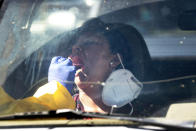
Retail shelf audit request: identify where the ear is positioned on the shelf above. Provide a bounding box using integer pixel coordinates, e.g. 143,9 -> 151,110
110,54 -> 121,69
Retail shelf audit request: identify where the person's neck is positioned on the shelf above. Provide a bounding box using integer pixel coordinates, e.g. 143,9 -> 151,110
78,85 -> 110,113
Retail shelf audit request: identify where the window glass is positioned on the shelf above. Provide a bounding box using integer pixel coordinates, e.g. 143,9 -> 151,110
0,0 -> 196,121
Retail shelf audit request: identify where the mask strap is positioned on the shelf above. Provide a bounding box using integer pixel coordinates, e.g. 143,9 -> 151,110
129,102 -> 134,116
109,53 -> 134,116
117,53 -> 125,69
109,105 -> 117,115
109,53 -> 122,115
109,103 -> 134,116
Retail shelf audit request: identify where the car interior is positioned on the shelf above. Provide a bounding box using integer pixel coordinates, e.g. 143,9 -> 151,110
2,0 -> 196,118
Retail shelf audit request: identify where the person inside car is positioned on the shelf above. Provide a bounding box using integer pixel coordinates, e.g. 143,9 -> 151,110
47,18 -> 151,114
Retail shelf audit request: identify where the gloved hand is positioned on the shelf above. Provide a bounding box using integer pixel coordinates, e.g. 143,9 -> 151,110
48,56 -> 77,95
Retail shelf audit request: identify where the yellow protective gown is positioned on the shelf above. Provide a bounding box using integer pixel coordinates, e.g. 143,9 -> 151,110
0,81 -> 76,116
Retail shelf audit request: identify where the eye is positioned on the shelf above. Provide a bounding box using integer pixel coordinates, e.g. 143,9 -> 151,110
76,47 -> 82,53
72,46 -> 82,55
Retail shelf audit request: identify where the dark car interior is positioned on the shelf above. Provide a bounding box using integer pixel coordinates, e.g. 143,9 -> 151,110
3,0 -> 196,117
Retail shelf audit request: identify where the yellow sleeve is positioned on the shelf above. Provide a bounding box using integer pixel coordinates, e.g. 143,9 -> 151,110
0,81 -> 76,116
33,80 -> 76,110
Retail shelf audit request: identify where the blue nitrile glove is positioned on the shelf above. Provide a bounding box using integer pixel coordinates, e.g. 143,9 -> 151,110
48,56 -> 76,95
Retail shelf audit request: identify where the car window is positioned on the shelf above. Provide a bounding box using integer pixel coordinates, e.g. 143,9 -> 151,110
0,0 -> 196,122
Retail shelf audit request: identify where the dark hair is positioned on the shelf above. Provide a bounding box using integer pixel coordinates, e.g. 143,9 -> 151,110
76,18 -> 151,81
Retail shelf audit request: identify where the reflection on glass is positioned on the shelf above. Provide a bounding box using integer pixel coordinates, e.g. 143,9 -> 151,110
30,22 -> 46,33
47,11 -> 76,29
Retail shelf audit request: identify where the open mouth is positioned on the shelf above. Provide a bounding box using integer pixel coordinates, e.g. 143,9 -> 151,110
69,55 -> 84,68
69,55 -> 88,79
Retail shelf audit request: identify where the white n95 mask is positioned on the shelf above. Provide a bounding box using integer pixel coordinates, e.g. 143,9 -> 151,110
102,69 -> 143,108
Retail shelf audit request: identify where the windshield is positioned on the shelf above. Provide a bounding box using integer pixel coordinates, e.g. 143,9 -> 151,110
1,0 -> 196,125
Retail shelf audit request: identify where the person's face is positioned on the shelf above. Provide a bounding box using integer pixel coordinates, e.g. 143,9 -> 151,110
71,33 -> 115,89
